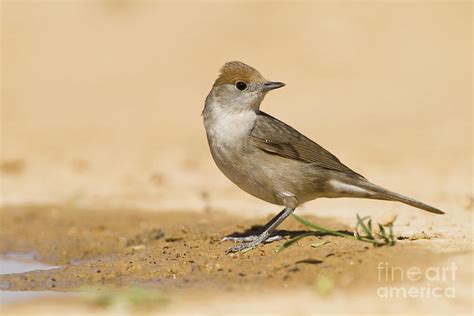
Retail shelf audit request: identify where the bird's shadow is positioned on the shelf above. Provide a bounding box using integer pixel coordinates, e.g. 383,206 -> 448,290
225,224 -> 353,239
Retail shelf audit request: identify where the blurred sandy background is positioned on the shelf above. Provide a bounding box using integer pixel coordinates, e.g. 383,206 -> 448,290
1,1 -> 472,220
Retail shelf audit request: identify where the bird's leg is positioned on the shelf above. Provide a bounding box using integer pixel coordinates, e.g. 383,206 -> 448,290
224,207 -> 295,253
222,208 -> 288,243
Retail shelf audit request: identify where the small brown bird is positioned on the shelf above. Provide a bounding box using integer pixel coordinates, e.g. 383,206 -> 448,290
202,61 -> 444,253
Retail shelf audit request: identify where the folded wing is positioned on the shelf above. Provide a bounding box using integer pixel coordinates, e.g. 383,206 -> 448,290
250,112 -> 365,179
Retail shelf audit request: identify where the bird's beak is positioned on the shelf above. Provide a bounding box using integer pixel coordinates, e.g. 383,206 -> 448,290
261,81 -> 286,92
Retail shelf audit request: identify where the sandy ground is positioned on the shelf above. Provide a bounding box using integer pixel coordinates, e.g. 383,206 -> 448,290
1,1 -> 473,315
0,205 -> 472,315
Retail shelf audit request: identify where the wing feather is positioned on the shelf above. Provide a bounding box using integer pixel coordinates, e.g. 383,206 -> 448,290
250,112 -> 365,179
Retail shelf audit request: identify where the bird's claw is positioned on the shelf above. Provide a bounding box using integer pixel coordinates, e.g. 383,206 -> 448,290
225,243 -> 257,254
222,235 -> 284,243
223,234 -> 285,254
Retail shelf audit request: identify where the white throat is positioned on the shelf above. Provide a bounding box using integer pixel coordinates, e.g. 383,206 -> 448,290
203,97 -> 257,147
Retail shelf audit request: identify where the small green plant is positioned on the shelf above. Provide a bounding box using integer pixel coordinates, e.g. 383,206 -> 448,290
84,286 -> 169,310
354,214 -> 396,247
314,274 -> 334,296
276,213 -> 396,252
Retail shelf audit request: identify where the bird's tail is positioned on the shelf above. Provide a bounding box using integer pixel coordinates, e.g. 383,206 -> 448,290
350,180 -> 445,215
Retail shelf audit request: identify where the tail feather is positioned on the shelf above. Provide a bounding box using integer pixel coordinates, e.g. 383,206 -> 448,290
355,181 -> 445,215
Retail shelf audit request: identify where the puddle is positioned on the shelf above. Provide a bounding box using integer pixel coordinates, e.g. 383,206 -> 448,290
1,290 -> 73,304
0,252 -> 66,304
0,253 -> 61,275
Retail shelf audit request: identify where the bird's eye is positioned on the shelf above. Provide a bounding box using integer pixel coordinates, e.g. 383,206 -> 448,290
235,81 -> 247,91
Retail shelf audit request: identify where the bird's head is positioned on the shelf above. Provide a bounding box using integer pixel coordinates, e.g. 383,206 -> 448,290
205,61 -> 285,113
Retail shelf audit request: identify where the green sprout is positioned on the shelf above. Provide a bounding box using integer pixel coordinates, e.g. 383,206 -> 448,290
276,213 -> 396,252
83,286 -> 169,310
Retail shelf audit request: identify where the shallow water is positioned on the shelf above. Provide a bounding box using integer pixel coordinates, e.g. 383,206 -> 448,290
0,252 -> 60,275
1,290 -> 73,304
0,253 -> 65,304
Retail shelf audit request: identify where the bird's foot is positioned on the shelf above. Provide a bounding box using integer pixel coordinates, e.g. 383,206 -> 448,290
222,235 -> 283,243
223,234 -> 283,254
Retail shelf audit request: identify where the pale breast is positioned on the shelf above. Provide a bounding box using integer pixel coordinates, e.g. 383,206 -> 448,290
204,110 -> 256,147
205,109 -> 256,181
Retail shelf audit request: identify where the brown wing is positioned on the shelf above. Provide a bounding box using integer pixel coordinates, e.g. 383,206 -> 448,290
250,112 -> 365,179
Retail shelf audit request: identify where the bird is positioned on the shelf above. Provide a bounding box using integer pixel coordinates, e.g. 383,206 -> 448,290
202,61 -> 444,253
